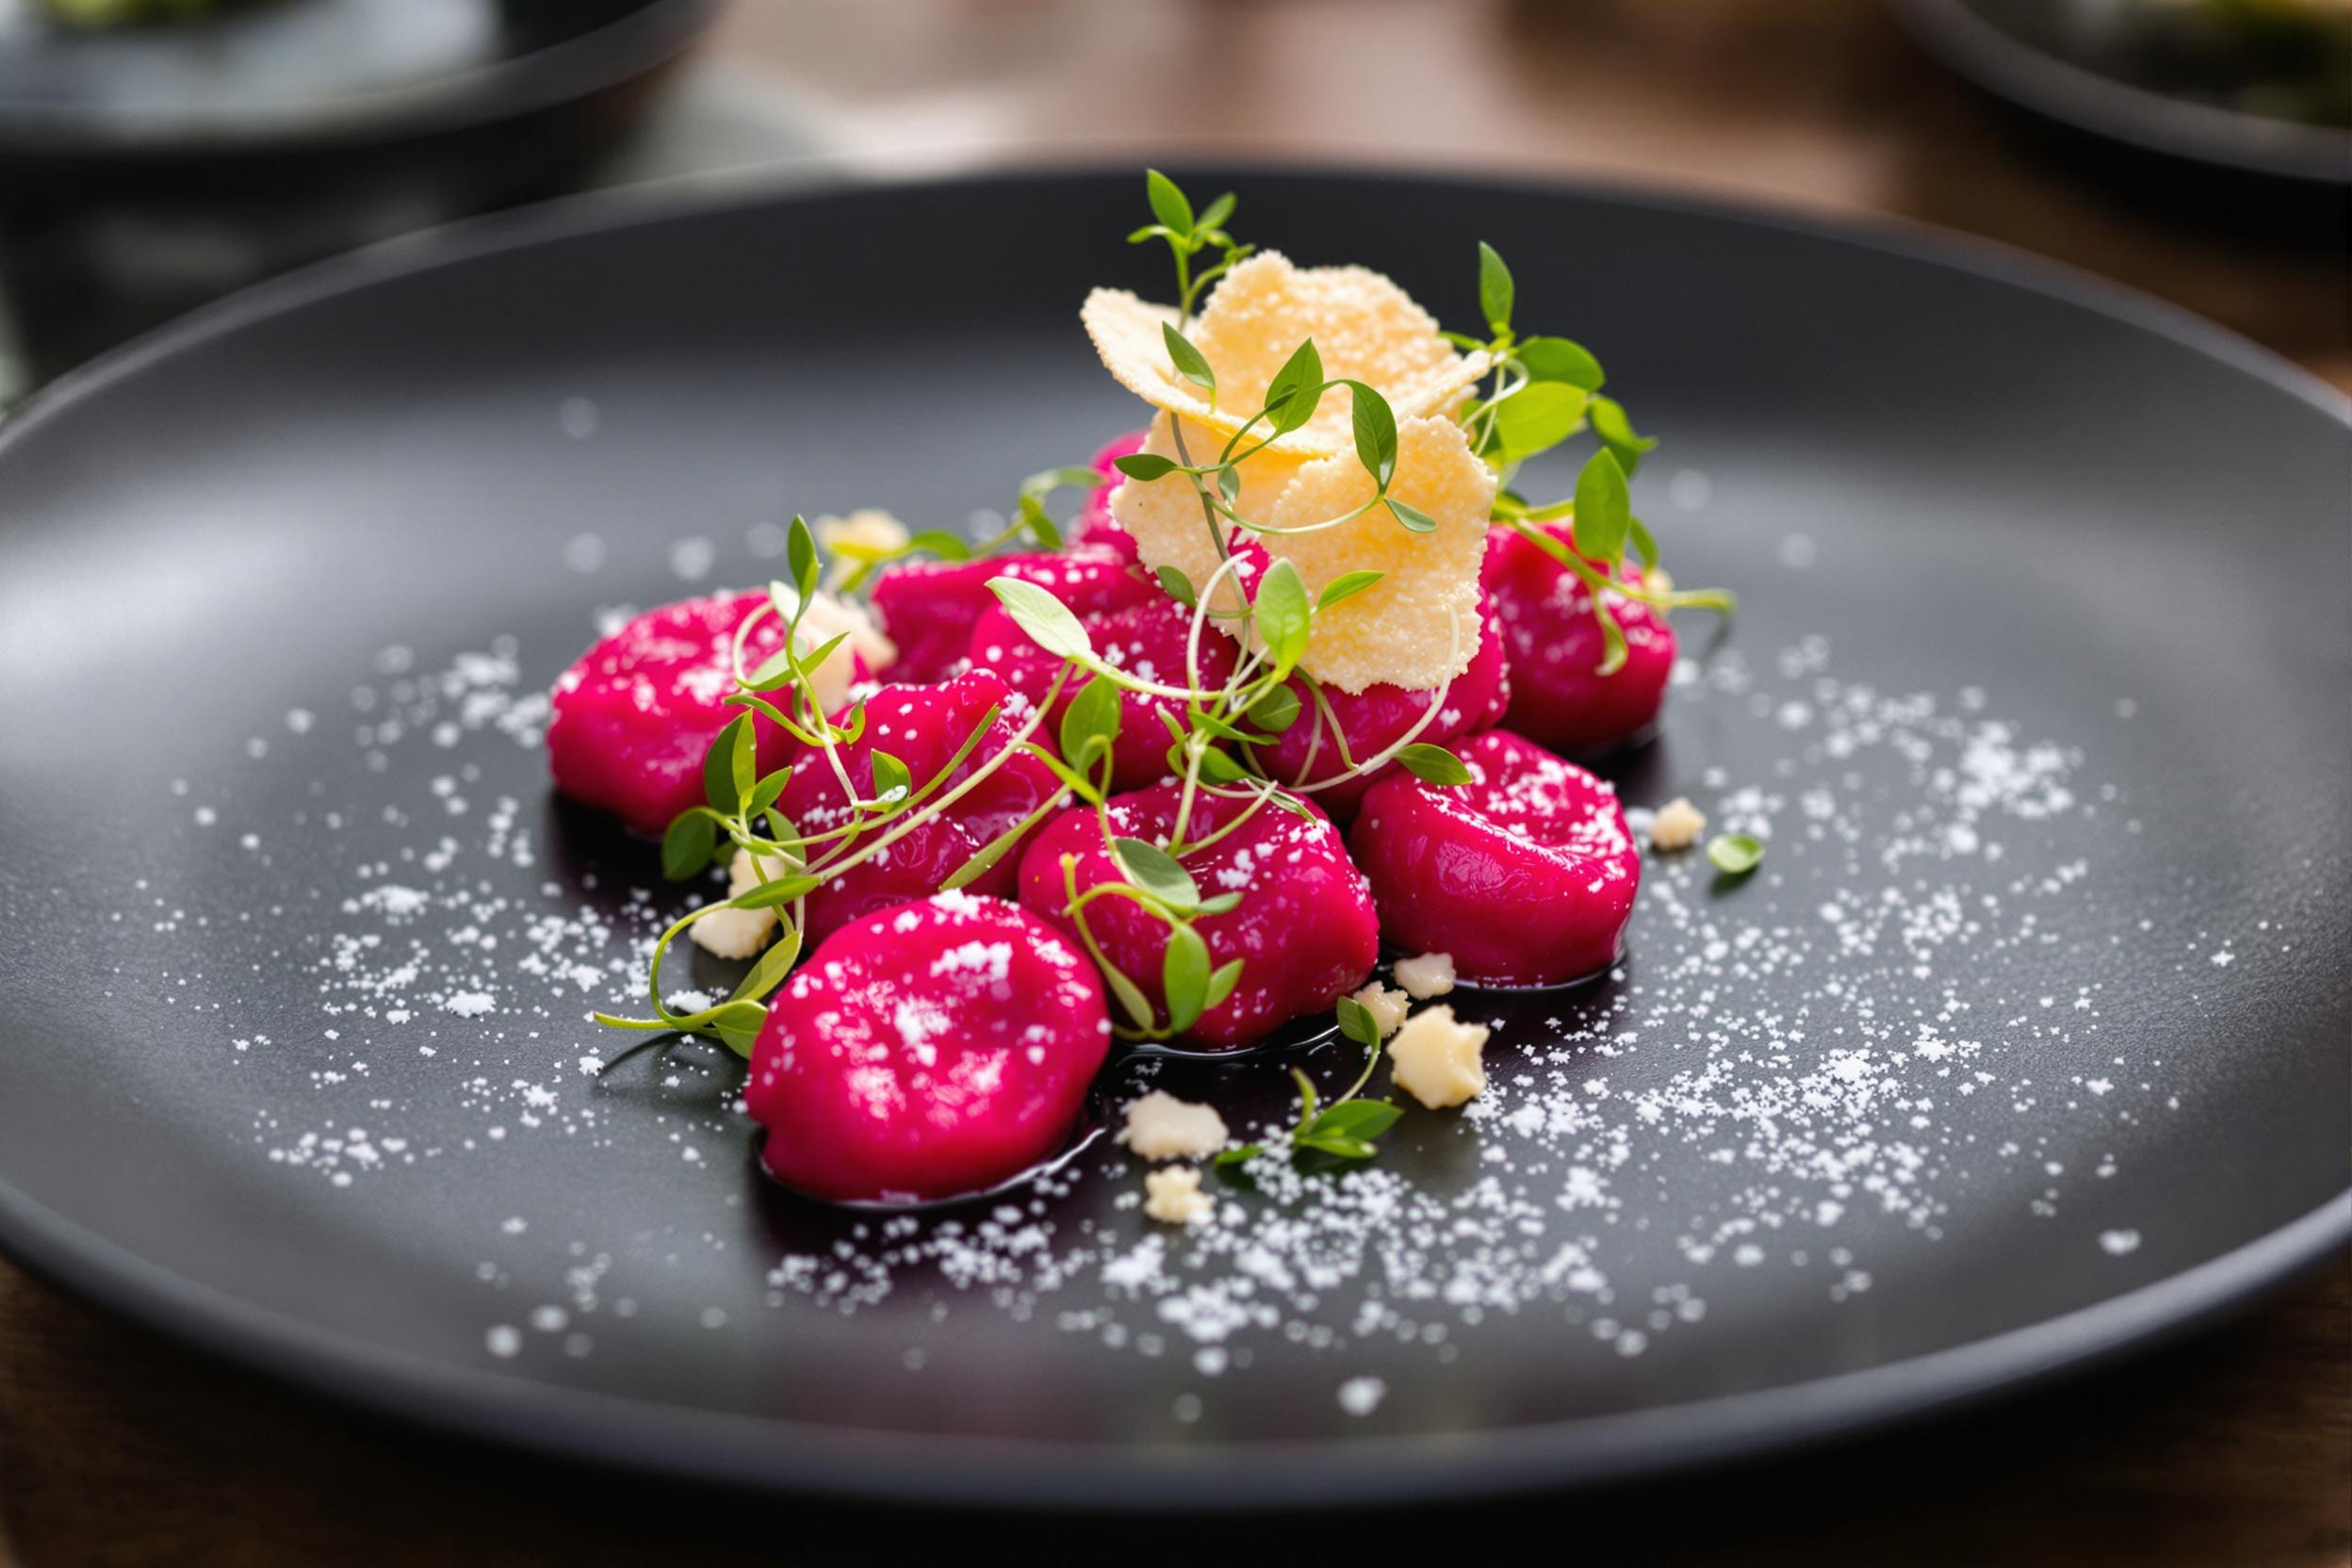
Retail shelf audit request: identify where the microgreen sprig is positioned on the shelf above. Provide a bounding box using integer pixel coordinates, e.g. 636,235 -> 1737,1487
1215,995 -> 1402,1171
1131,170 -> 1253,326
1446,241 -> 1735,674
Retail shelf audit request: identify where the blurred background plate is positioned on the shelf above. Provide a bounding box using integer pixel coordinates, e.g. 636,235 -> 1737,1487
0,167 -> 2344,1510
0,0 -> 718,166
0,0 -> 724,389
1890,0 -> 2352,229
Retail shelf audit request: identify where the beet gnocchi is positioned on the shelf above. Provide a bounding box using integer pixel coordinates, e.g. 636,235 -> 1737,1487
558,171 -> 1732,1205
746,894 -> 1111,1202
1349,729 -> 1641,988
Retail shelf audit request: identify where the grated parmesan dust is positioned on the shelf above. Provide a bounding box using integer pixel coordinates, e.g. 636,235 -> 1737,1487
146,588 -> 2231,1420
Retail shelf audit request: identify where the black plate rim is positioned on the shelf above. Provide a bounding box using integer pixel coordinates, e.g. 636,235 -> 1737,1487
1890,0 -> 2352,188
0,162 -> 2345,1508
0,0 -> 722,158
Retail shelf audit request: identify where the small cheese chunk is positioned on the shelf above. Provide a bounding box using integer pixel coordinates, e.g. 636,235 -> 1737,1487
1387,1004 -> 1489,1110
688,849 -> 785,959
1123,1090 -> 1229,1160
1392,951 -> 1456,1000
1349,980 -> 1411,1038
1648,796 -> 1707,852
1143,1165 -> 1215,1225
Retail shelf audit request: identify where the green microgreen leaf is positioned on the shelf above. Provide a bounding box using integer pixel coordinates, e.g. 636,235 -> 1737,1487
730,874 -> 824,911
1387,498 -> 1439,533
1203,957 -> 1244,1010
661,811 -> 717,882
1317,569 -> 1383,611
1195,890 -> 1244,918
705,713 -> 753,812
729,924 -> 803,1004
1492,381 -> 1590,463
1245,686 -> 1302,734
1193,745 -> 1250,786
1156,564 -> 1199,609
1114,452 -> 1181,483
1627,515 -> 1660,573
1196,191 -> 1236,235
1476,240 -> 1514,335
1264,340 -> 1325,435
907,529 -> 972,561
1572,449 -> 1632,565
1017,493 -> 1064,550
1113,837 -> 1201,912
786,514 -> 820,603
1591,395 -> 1658,476
1395,743 -> 1472,786
1162,920 -> 1212,1032
1217,465 -> 1242,506
870,749 -> 911,805
747,770 -> 791,821
1145,168 -> 1195,237
1334,994 -> 1381,1051
1162,321 -> 1217,397
1310,1099 -> 1401,1141
1349,381 -> 1398,485
941,806 -> 1049,890
1186,710 -> 1250,743
987,577 -> 1093,661
1058,675 -> 1123,776
1253,559 -> 1313,676
706,1000 -> 769,1059
1707,833 -> 1765,877
1595,597 -> 1629,677
1515,335 -> 1606,392
1021,465 -> 1102,498
1102,956 -> 1156,1031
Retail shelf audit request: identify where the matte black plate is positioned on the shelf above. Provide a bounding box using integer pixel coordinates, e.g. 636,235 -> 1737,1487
0,168 -> 2344,1509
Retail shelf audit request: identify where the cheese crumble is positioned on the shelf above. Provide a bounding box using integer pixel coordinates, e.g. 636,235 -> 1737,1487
1143,1166 -> 1216,1226
688,850 -> 783,960
1123,1090 -> 1229,1160
1392,951 -> 1457,1000
1387,1004 -> 1489,1110
1349,980 -> 1411,1038
1649,796 -> 1707,852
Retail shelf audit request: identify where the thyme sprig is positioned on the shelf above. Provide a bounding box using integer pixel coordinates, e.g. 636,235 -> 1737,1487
1215,994 -> 1401,1170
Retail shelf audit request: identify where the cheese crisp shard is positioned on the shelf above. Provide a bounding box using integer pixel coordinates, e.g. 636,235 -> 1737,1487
1110,412 -> 1494,693
1259,416 -> 1495,693
1080,250 -> 1489,458
1109,411 -> 1306,614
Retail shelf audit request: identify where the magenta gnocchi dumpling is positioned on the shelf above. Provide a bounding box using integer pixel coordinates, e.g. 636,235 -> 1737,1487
1348,728 -> 1641,988
746,893 -> 1111,1202
1016,781 -> 1379,1049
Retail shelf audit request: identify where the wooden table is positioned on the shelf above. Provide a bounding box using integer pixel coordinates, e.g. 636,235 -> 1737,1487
3,3 -> 2345,1561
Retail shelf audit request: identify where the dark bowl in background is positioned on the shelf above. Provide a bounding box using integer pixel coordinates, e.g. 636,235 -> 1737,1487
1890,0 -> 2351,238
0,0 -> 723,385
